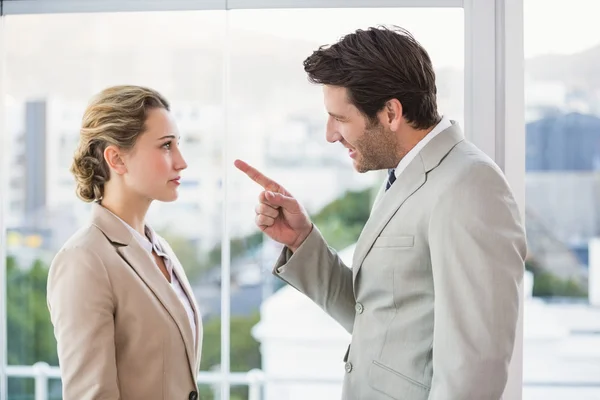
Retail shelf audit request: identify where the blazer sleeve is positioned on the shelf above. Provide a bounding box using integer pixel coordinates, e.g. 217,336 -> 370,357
47,247 -> 120,400
427,162 -> 527,399
273,225 -> 356,333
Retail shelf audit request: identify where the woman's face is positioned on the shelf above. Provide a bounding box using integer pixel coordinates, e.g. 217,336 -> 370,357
121,108 -> 188,202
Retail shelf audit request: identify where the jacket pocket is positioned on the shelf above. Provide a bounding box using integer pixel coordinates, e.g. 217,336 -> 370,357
373,235 -> 414,248
368,360 -> 429,400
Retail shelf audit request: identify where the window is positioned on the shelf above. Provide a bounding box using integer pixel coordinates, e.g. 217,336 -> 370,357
0,1 -> 522,400
2,10 -> 226,398
227,7 -> 463,399
523,0 -> 600,398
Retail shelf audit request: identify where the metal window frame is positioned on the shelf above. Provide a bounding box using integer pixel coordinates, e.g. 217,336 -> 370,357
465,2 -> 525,398
1,0 -> 463,15
0,14 -> 7,400
0,1 -> 524,400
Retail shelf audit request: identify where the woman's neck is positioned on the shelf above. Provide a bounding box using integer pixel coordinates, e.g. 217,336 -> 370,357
100,192 -> 151,236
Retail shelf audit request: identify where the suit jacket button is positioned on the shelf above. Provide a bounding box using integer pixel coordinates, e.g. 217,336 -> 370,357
355,303 -> 364,314
189,391 -> 198,400
345,362 -> 353,373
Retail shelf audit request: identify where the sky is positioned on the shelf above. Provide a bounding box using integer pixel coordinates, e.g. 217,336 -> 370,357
2,0 -> 598,72
229,0 -> 600,69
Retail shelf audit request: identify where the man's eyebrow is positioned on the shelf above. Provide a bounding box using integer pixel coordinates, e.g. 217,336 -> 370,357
328,112 -> 345,119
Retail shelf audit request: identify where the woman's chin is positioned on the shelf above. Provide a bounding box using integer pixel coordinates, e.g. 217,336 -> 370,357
154,190 -> 179,203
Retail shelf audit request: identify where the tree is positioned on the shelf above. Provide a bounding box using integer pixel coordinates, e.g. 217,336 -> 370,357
525,257 -> 587,298
159,229 -> 265,284
206,232 -> 264,267
4,255 -> 262,400
311,188 -> 372,250
6,256 -> 58,398
198,313 -> 262,400
1,187 -> 372,399
158,229 -> 211,282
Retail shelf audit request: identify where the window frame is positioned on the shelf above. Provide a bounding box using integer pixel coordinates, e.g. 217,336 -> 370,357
0,1 -> 524,400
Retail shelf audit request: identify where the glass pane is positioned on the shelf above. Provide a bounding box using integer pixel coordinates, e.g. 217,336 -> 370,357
5,376 -> 62,400
524,0 -> 600,398
7,377 -> 33,400
48,379 -> 62,400
3,9 -> 225,396
198,383 -> 220,400
227,8 -> 463,399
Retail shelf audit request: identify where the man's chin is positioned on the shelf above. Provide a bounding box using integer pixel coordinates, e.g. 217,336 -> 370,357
352,160 -> 370,173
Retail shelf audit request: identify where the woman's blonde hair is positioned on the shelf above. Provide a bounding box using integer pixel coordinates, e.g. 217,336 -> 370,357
71,85 -> 170,202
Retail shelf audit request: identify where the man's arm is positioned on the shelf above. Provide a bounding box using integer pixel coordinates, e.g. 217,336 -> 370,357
274,225 -> 356,333
428,163 -> 526,399
47,247 -> 120,400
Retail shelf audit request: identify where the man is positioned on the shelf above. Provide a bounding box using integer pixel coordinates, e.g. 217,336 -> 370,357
235,26 -> 526,400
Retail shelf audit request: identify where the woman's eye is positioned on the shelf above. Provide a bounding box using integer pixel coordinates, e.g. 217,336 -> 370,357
162,142 -> 171,150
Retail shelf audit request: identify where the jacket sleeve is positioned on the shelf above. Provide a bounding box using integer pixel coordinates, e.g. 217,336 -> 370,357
428,163 -> 526,399
47,247 -> 120,400
273,225 -> 356,333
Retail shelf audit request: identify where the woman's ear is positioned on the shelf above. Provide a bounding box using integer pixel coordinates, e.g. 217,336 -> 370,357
104,145 -> 127,175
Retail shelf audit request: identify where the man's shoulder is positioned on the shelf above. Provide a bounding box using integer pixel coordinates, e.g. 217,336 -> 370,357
443,140 -> 503,177
428,140 -> 509,201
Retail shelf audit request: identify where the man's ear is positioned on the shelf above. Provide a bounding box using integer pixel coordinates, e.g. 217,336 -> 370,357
104,145 -> 127,175
382,98 -> 403,131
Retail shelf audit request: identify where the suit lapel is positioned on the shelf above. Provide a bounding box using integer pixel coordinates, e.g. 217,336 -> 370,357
352,157 -> 426,282
90,203 -> 198,380
370,175 -> 388,212
352,122 -> 465,284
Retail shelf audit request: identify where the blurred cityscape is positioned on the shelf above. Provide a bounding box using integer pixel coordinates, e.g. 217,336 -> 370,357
2,9 -> 600,400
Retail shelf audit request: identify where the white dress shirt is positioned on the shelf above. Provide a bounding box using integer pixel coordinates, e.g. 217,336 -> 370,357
110,211 -> 197,344
392,115 -> 452,179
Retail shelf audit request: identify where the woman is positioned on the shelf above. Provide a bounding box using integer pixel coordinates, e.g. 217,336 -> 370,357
47,85 -> 202,400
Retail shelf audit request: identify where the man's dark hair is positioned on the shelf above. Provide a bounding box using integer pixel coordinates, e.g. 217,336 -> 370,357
303,26 -> 439,130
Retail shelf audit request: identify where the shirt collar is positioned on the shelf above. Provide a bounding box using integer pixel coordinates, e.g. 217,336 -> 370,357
99,208 -> 175,280
393,115 -> 452,178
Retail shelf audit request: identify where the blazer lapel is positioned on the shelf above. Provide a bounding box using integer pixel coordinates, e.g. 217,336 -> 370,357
352,122 -> 465,284
90,203 -> 198,380
370,175 -> 388,213
352,157 -> 426,282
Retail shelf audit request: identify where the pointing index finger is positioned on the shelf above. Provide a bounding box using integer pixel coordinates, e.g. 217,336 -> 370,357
234,159 -> 281,192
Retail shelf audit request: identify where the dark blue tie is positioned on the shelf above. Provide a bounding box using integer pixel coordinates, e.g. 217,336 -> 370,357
386,168 -> 396,191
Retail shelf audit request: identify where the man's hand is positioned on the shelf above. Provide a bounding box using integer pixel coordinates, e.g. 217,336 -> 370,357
234,159 -> 313,252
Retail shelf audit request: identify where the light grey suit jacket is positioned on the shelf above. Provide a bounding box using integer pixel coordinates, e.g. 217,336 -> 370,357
274,123 -> 527,400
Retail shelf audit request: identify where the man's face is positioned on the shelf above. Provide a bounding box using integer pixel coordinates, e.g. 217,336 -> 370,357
323,85 -> 400,173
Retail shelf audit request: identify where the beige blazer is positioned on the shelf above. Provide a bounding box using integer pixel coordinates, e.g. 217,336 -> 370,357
274,123 -> 527,400
47,203 -> 203,400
